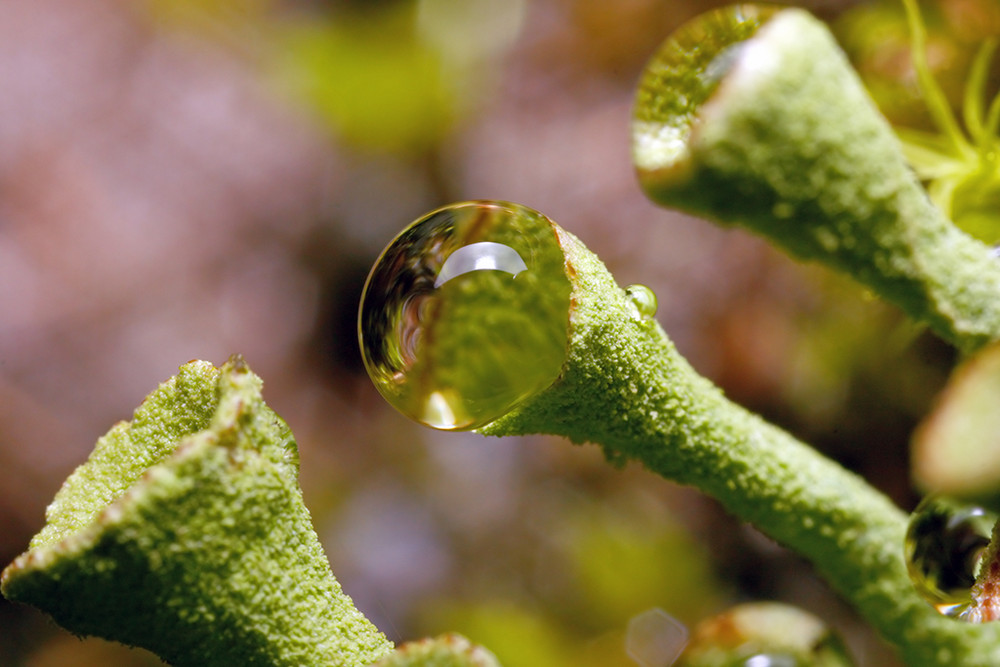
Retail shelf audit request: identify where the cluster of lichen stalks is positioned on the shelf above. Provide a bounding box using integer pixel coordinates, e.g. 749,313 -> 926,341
6,4 -> 1000,667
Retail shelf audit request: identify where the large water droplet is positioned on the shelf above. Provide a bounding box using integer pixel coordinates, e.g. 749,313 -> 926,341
625,284 -> 658,320
632,5 -> 779,194
358,201 -> 572,430
904,495 -> 996,617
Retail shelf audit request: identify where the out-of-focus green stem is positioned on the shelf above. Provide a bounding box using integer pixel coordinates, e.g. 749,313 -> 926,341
1,357 -> 392,667
900,0 -> 970,154
634,8 -> 1000,354
482,229 -> 1000,666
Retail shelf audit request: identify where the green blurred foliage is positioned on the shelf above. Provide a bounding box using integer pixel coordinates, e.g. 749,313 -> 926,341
564,505 -> 722,630
139,0 -> 500,154
835,0 -> 968,130
417,494 -> 722,667
270,4 -> 458,154
836,0 -> 1000,243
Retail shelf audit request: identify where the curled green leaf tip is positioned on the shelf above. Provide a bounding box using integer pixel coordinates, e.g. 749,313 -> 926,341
1,355 -> 392,667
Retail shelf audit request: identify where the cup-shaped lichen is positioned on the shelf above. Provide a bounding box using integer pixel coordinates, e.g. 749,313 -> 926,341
632,5 -> 1000,353
473,219 -> 1000,665
1,357 -> 392,667
632,4 -> 778,191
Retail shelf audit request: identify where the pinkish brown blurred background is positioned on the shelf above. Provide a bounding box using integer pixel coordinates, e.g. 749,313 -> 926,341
1,0 -> 993,664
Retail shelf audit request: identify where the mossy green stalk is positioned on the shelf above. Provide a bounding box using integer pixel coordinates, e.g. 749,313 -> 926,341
482,229 -> 1000,666
1,357 -> 393,667
634,9 -> 1000,354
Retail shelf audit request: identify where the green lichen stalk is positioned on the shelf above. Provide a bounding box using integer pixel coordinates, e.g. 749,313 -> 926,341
0,357 -> 393,667
633,8 -> 1000,354
482,229 -> 1000,666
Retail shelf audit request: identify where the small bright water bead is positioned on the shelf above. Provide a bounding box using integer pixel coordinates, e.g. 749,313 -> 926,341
625,284 -> 658,320
632,4 -> 779,201
904,495 -> 997,617
358,201 -> 572,431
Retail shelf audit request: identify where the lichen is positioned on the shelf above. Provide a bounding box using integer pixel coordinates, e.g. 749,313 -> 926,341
1,356 -> 392,667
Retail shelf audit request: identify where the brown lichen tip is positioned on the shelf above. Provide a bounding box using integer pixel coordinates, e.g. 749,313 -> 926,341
964,528 -> 1000,623
1,356 -> 391,667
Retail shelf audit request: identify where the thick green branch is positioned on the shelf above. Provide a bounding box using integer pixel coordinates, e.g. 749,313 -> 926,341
482,230 -> 1000,667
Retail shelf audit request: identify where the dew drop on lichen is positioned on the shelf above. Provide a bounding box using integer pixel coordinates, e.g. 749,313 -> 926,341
632,4 -> 779,196
904,495 -> 996,617
358,201 -> 572,430
625,284 -> 658,320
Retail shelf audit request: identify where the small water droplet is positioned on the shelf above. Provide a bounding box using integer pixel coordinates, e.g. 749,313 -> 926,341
358,201 -> 572,430
625,284 -> 658,320
904,495 -> 996,617
632,4 -> 779,195
626,608 -> 688,667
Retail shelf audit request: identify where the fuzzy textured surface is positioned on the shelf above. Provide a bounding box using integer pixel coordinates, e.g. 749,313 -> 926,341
1,357 -> 392,667
483,227 -> 1000,666
634,9 -> 1000,354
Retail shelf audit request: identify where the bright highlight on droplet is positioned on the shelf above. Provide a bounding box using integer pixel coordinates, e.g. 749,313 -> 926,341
625,284 -> 658,320
632,4 -> 778,193
625,608 -> 688,667
435,242 -> 528,287
904,494 -> 996,618
358,201 -> 572,430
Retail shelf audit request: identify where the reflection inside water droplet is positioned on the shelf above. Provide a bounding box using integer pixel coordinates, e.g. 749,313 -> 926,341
435,241 -> 529,287
904,495 -> 996,617
358,201 -> 572,430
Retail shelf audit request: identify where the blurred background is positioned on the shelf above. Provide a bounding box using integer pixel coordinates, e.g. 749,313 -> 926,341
0,0 -> 996,664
